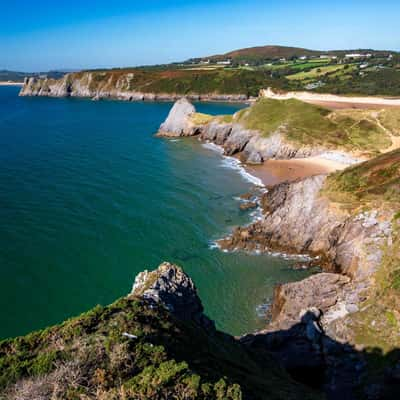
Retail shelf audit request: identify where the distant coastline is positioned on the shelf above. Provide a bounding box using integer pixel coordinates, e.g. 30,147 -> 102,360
0,81 -> 24,86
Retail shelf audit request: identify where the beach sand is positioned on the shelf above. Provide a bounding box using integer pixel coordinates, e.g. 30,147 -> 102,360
304,100 -> 400,110
245,157 -> 349,186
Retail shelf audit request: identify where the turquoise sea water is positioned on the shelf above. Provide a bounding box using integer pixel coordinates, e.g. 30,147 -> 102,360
0,86 -> 310,339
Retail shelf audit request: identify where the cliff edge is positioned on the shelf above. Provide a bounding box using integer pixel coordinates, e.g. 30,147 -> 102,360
0,262 -> 318,400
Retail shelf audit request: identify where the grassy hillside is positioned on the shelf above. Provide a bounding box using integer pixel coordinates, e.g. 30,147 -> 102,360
323,148 -> 400,207
0,294 -> 318,399
205,45 -> 321,63
233,98 -> 395,153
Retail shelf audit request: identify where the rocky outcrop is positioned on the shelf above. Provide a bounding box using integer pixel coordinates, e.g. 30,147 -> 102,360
219,175 -> 391,278
19,73 -> 249,102
269,273 -> 351,331
157,98 -> 198,137
130,262 -> 215,330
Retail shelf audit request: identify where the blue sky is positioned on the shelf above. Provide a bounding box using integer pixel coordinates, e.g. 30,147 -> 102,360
1,0 -> 399,71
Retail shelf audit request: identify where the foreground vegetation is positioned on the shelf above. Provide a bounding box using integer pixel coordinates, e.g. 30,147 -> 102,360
0,295 -> 317,399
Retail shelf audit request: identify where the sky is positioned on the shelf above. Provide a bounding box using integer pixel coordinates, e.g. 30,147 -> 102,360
1,0 -> 400,71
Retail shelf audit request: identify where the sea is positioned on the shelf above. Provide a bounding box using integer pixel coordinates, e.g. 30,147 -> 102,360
0,86 -> 311,339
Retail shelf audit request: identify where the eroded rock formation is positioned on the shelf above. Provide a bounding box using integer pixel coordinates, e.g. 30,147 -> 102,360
130,262 -> 215,330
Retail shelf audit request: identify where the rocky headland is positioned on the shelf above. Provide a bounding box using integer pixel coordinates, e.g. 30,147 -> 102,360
19,73 -> 249,102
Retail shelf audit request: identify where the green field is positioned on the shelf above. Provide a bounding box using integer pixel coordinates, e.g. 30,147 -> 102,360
286,64 -> 350,81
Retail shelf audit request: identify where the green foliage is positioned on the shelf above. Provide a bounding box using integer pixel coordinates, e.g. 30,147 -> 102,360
0,296 -> 318,399
190,113 -> 214,125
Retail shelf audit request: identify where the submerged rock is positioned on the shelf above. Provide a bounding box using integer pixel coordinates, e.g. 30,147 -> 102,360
239,201 -> 258,211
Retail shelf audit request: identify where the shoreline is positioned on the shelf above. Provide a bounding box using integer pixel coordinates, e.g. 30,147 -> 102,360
0,82 -> 24,86
202,140 -> 351,187
244,155 -> 350,186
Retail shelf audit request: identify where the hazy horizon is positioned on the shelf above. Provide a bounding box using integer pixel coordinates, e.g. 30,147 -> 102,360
2,0 -> 400,71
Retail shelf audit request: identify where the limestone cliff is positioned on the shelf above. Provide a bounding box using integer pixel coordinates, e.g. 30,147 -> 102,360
220,174 -> 393,336
19,72 -> 249,102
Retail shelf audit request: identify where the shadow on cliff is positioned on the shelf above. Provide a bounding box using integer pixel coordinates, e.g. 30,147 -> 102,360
240,311 -> 400,400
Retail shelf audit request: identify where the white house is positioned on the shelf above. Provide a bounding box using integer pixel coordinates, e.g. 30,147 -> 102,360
345,53 -> 372,59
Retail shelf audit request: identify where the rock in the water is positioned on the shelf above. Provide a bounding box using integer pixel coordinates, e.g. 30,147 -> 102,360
239,201 -> 257,211
157,98 -> 198,137
130,262 -> 215,330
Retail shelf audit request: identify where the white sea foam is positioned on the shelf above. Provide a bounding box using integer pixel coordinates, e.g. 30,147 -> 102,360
210,238 -> 314,262
208,241 -> 219,250
220,156 -> 264,187
170,139 -> 181,142
256,301 -> 272,318
201,142 -> 224,154
201,142 -> 264,187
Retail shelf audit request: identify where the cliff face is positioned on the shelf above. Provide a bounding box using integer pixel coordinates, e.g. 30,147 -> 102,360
0,263 -> 318,400
220,175 -> 392,336
19,73 -> 249,102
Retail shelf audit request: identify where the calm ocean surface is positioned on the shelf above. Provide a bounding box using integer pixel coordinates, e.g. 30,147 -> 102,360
0,86 -> 310,338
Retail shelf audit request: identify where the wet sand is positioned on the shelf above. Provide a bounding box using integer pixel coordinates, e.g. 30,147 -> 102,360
245,157 -> 350,186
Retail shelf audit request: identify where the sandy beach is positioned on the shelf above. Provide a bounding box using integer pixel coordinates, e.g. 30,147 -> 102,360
303,100 -> 400,110
261,88 -> 400,110
245,156 -> 350,186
